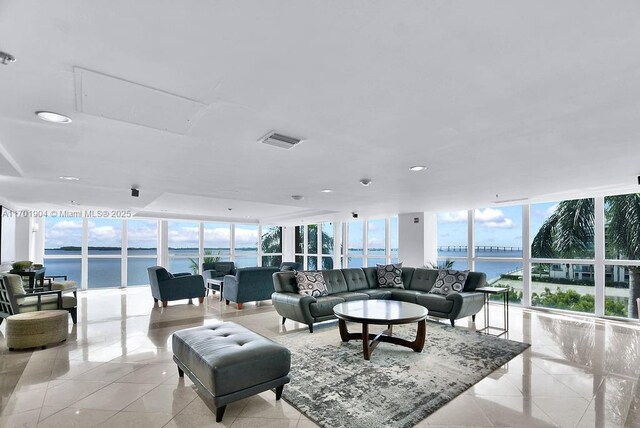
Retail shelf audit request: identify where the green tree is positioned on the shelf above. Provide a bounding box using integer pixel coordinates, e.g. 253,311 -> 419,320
532,195 -> 640,318
261,226 -> 283,267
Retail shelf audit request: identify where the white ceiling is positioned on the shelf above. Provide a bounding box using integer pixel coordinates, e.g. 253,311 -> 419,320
1,0 -> 639,224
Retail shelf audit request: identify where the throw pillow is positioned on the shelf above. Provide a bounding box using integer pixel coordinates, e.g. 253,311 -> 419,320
376,263 -> 404,288
295,271 -> 329,298
429,269 -> 469,295
1,273 -> 26,296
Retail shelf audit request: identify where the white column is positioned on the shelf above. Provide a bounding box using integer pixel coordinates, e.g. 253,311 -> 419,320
334,222 -> 342,268
230,224 -> 236,262
198,222 -> 204,272
398,212 -> 437,268
257,224 -> 263,267
522,204 -> 531,306
159,220 -> 168,267
14,216 -> 30,261
594,197 -> 605,317
31,217 -> 45,264
121,219 -> 128,288
81,217 -> 89,290
467,210 -> 475,271
282,226 -> 295,262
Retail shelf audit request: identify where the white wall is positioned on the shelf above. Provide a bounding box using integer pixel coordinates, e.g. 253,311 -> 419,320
398,212 -> 438,267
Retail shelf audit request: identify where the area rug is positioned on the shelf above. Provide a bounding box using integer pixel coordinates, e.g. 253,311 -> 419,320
275,321 -> 529,428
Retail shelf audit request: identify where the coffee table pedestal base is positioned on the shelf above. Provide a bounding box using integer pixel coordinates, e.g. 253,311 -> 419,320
338,319 -> 426,360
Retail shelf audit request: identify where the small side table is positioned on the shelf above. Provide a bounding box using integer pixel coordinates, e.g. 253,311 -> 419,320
206,279 -> 224,301
475,286 -> 509,337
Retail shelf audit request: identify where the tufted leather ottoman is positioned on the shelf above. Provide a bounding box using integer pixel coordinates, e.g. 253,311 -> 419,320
172,321 -> 291,422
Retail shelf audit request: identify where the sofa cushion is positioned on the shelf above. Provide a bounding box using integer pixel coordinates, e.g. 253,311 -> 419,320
409,268 -> 439,292
415,293 -> 454,314
376,263 -> 404,288
322,270 -> 348,294
429,269 -> 469,295
361,289 -> 394,300
332,292 -> 370,302
295,271 -> 329,298
342,268 -> 370,291
390,289 -> 425,303
309,295 -> 346,317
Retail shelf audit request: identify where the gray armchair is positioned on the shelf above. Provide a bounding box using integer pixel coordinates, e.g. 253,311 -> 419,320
147,266 -> 206,307
202,262 -> 236,281
223,267 -> 279,309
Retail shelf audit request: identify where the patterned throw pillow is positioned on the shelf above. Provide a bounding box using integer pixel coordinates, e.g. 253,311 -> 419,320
429,269 -> 469,295
376,263 -> 404,289
295,271 -> 329,298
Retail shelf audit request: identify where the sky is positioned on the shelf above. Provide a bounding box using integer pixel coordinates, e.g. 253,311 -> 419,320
44,218 -> 261,249
437,202 -> 559,248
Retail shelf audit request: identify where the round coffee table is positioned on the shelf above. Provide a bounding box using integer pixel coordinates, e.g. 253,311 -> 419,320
333,300 -> 428,360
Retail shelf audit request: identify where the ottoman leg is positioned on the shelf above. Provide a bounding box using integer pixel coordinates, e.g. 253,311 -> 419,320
177,366 -> 184,377
216,405 -> 227,422
163,301 -> 168,307
198,297 -> 204,304
68,307 -> 77,324
275,385 -> 284,400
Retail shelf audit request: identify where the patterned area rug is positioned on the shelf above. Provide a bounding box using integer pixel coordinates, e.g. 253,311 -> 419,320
276,321 -> 529,428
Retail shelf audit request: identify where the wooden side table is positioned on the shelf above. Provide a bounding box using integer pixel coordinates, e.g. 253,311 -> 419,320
475,286 -> 509,337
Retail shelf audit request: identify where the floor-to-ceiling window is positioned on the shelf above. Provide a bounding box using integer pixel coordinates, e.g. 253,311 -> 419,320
43,216 -> 82,284
167,220 -> 199,273
261,225 -> 282,267
390,217 -> 399,263
530,199 -> 595,314
603,192 -> 640,320
87,218 -> 122,288
436,211 -> 468,270
203,223 -> 231,262
436,194 -> 640,321
234,224 -> 258,268
475,205 -> 523,305
127,219 -> 158,286
347,220 -> 364,267
320,222 -> 334,269
367,219 -> 386,266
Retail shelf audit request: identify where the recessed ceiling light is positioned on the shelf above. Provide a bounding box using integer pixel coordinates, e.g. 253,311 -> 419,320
359,179 -> 372,186
58,176 -> 80,181
291,195 -> 304,200
409,166 -> 426,171
36,111 -> 72,124
321,189 -> 333,193
69,200 -> 80,206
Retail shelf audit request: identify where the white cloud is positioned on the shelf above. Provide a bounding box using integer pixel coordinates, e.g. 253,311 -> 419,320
474,208 -> 515,229
234,228 -> 258,247
438,211 -> 467,224
53,220 -> 83,230
545,203 -> 559,217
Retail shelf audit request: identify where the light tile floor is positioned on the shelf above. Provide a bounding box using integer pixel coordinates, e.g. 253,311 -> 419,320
1,287 -> 639,427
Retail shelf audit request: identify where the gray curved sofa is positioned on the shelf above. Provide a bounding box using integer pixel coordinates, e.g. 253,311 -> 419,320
272,267 -> 486,332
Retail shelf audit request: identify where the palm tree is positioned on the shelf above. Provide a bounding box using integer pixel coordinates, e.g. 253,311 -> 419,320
188,249 -> 221,274
532,195 -> 640,318
264,225 -> 335,269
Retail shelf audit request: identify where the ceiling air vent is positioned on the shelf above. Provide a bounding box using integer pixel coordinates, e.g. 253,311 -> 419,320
258,131 -> 303,149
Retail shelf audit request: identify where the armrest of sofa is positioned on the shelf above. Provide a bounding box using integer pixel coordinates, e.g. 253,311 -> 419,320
446,291 -> 485,320
271,292 -> 316,326
222,274 -> 238,301
172,272 -> 192,277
